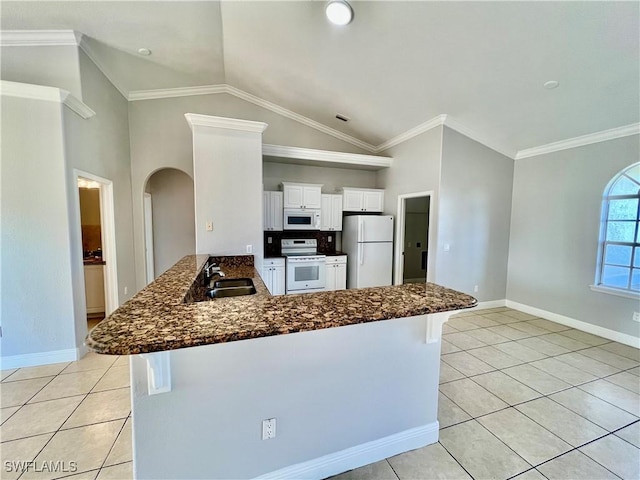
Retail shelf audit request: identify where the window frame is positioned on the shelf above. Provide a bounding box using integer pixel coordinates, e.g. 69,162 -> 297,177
592,163 -> 640,299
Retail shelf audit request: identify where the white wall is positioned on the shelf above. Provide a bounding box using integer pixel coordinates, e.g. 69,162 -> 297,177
1,45 -> 83,100
131,315 -> 439,479
437,127 -> 514,301
189,118 -> 265,265
507,135 -> 640,338
146,168 -> 195,276
0,94 -> 77,361
263,162 -> 377,193
128,93 -> 371,290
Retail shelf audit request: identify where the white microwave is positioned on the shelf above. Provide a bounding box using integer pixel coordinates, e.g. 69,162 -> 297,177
283,208 -> 321,230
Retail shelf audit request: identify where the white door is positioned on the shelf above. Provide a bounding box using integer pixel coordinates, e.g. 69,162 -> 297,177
325,264 -> 336,291
343,190 -> 363,211
272,265 -> 286,295
332,195 -> 343,231
284,185 -> 304,208
270,192 -> 283,231
357,242 -> 393,288
321,194 -> 333,230
335,263 -> 347,290
363,190 -> 384,212
303,186 -> 322,209
361,216 -> 394,242
263,191 -> 270,230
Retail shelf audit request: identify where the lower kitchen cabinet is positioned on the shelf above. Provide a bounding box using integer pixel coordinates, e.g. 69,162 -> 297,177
84,264 -> 105,314
262,258 -> 285,295
325,255 -> 347,291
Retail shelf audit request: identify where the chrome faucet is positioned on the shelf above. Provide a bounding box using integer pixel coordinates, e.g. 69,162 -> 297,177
204,263 -> 225,278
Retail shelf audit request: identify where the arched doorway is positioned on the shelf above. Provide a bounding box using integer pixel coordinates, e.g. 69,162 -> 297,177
144,168 -> 195,280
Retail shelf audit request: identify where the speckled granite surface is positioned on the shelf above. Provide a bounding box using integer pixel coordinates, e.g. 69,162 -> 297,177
86,255 -> 477,355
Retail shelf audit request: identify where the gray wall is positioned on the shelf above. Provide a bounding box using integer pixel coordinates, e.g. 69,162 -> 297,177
263,162 -> 377,193
437,127 -> 514,301
128,93 -> 371,290
1,95 -> 77,359
1,45 -> 83,99
507,135 -> 640,338
146,168 -> 195,276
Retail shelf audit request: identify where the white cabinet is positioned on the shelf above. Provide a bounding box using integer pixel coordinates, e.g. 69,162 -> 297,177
325,255 -> 347,291
321,194 -> 343,231
263,191 -> 283,231
341,188 -> 385,213
262,258 -> 285,295
282,182 -> 323,210
84,264 -> 105,313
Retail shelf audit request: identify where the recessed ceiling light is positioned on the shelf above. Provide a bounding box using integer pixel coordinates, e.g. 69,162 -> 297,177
137,48 -> 152,56
326,1 -> 353,26
543,80 -> 559,89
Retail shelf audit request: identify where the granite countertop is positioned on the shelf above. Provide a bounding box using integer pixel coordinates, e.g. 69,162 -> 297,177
86,255 -> 476,355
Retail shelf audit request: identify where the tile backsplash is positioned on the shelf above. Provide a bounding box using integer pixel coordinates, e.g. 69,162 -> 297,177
264,231 -> 340,256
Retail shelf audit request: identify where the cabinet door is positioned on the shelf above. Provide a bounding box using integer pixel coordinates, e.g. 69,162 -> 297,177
321,194 -> 333,230
325,264 -> 336,291
331,195 -> 343,231
335,263 -> 347,290
261,266 -> 274,294
363,190 -> 384,212
272,266 -> 286,295
84,265 -> 105,313
303,186 -> 322,209
342,190 -> 363,211
283,185 -> 304,208
263,191 -> 270,230
270,192 -> 283,231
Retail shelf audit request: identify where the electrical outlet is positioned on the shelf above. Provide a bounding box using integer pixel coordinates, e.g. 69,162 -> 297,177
443,244 -> 450,252
473,285 -> 479,293
124,286 -> 128,295
267,236 -> 273,244
262,418 -> 276,440
206,221 -> 213,231
246,245 -> 253,254
633,312 -> 640,322
328,236 -> 332,243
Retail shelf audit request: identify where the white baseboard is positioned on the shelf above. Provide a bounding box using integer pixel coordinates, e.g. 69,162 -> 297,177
471,299 -> 507,310
506,300 -> 640,349
255,422 -> 439,480
1,348 -> 79,369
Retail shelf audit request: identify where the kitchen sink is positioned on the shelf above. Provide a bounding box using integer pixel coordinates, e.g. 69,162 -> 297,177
206,278 -> 256,299
213,278 -> 254,288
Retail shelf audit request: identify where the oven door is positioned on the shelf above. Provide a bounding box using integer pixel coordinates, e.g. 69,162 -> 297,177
283,209 -> 321,230
286,257 -> 326,292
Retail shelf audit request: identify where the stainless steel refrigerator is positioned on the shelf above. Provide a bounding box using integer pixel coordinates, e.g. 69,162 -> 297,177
342,215 -> 394,288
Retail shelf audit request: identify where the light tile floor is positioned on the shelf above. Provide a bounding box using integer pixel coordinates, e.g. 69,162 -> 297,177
1,307 -> 638,480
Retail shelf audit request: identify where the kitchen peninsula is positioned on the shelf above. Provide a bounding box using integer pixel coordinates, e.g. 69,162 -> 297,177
87,254 -> 476,480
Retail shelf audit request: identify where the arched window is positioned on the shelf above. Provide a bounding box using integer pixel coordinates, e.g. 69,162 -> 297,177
595,162 -> 640,295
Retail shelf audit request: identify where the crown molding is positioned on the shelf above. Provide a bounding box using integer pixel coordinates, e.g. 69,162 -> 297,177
185,113 -> 268,133
263,144 -> 392,170
374,115 -> 447,153
0,80 -> 95,119
515,123 -> 640,160
128,85 -> 227,101
0,30 -> 81,46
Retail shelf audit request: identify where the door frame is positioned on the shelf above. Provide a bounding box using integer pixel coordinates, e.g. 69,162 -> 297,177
394,191 -> 435,285
73,169 -> 119,316
143,192 -> 155,284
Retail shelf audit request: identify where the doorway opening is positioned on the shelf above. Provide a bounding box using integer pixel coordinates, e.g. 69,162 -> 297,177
395,192 -> 434,285
73,170 -> 119,343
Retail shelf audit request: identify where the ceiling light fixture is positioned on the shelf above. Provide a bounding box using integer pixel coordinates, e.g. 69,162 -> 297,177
326,1 -> 353,26
137,47 -> 152,56
543,80 -> 559,89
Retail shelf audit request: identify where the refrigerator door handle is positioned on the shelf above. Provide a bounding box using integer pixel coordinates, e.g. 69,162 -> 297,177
359,243 -> 364,265
358,219 -> 363,242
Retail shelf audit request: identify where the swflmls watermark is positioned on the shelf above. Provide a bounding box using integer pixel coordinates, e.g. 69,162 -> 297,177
4,461 -> 78,474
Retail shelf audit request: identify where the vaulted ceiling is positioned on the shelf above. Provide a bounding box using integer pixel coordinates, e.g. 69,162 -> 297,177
2,1 -> 639,156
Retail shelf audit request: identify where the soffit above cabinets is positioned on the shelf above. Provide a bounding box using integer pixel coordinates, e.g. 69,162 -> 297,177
262,144 -> 392,171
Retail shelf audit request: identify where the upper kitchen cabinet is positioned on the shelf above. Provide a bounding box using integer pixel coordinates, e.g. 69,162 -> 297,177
282,182 -> 323,210
342,188 -> 385,213
321,194 -> 343,231
263,191 -> 283,231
